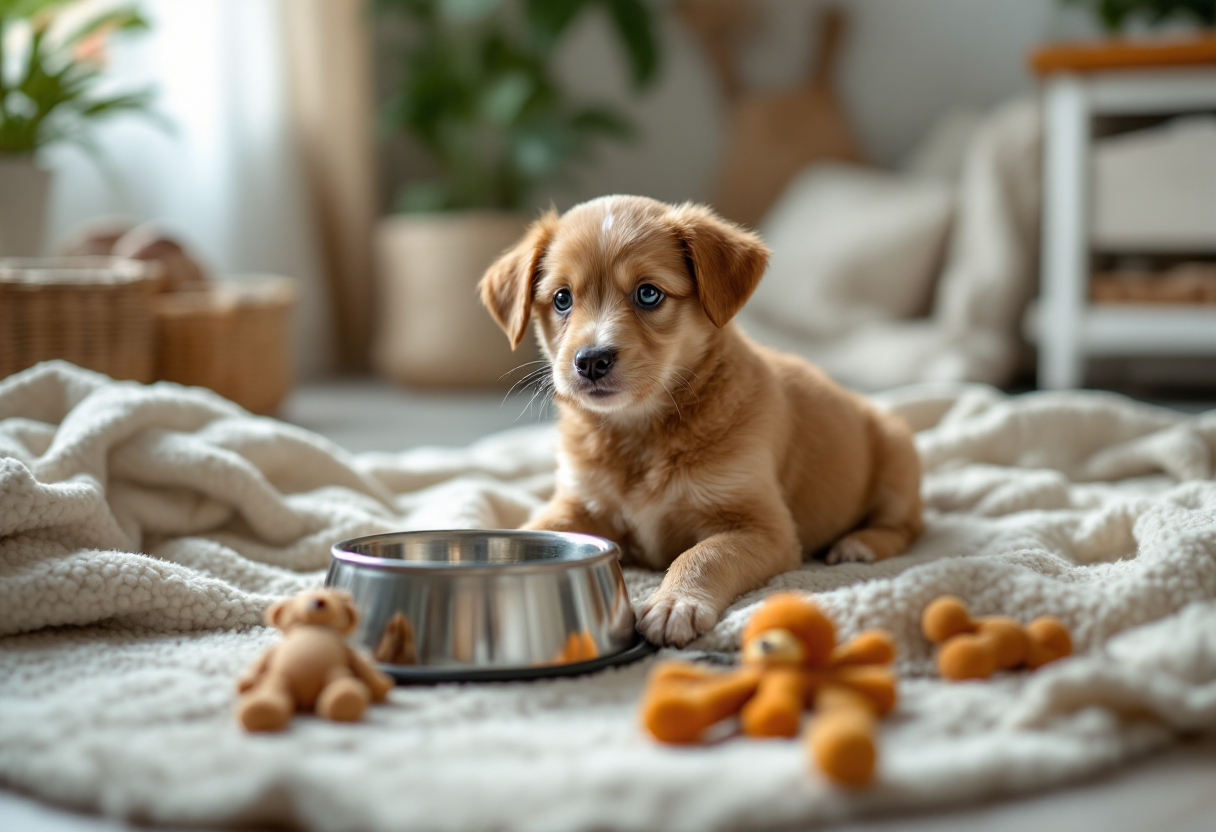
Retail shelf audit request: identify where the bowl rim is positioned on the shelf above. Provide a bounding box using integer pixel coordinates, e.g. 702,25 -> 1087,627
329,529 -> 622,574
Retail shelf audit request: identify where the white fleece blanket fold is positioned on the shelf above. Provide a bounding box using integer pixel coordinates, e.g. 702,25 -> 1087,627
2,362 -> 1216,831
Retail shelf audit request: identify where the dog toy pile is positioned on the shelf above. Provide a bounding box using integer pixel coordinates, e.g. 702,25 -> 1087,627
921,595 -> 1072,680
639,593 -> 897,787
236,589 -> 394,731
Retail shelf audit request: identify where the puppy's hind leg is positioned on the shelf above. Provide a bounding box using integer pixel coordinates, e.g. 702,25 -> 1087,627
826,412 -> 924,565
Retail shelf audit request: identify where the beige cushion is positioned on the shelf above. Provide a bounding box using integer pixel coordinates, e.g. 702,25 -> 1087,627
750,162 -> 954,339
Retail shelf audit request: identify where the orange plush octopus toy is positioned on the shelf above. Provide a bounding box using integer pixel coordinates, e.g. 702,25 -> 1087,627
639,593 -> 897,787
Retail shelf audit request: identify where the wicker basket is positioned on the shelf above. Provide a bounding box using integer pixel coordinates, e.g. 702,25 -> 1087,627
0,257 -> 157,382
154,275 -> 296,415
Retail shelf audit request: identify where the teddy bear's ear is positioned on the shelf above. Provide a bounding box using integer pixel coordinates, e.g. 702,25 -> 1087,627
334,590 -> 360,636
265,597 -> 294,631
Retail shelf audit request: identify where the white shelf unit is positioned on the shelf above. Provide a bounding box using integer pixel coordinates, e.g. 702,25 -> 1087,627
1026,300 -> 1216,357
1033,66 -> 1216,389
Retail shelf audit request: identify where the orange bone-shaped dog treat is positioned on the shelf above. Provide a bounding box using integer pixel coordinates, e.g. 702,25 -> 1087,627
639,592 -> 897,786
1025,617 -> 1073,669
921,596 -> 1072,680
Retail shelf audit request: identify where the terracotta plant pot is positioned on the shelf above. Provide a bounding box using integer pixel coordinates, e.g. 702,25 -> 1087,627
374,211 -> 541,388
0,157 -> 53,257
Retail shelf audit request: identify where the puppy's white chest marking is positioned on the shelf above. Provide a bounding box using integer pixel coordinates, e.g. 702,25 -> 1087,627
622,490 -> 684,567
562,452 -> 718,568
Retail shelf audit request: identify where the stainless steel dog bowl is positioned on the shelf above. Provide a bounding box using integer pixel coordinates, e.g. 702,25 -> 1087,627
326,530 -> 653,682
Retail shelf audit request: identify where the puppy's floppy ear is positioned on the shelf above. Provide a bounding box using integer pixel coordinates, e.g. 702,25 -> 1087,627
479,209 -> 559,349
670,203 -> 770,327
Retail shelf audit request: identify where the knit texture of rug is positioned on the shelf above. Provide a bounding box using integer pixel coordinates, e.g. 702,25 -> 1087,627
2,361 -> 1215,831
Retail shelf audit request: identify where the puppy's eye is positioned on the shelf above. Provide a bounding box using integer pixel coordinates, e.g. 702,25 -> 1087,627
553,289 -> 573,313
635,284 -> 664,309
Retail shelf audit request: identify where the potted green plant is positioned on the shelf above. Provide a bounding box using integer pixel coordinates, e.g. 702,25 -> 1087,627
0,0 -> 156,256
373,0 -> 658,387
1063,0 -> 1216,31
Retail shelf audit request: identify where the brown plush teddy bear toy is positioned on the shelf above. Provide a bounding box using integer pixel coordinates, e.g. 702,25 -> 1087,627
639,593 -> 897,787
237,589 -> 394,731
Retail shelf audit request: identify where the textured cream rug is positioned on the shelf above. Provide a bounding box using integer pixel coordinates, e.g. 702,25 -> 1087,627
2,361 -> 1216,831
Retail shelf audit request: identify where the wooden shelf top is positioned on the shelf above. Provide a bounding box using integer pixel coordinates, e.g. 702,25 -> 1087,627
1030,32 -> 1216,74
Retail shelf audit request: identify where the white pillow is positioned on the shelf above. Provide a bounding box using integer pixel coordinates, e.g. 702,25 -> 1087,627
750,162 -> 954,339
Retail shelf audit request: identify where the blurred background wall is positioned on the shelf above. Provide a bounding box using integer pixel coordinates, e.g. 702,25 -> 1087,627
29,0 -> 1115,382
39,0 -> 334,377
380,0 -> 1099,214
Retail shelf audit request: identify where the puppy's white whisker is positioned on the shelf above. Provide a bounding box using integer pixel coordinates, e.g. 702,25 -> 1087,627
498,359 -> 549,382
673,372 -> 700,404
661,381 -> 683,423
501,364 -> 551,410
516,380 -> 549,423
502,366 -> 546,401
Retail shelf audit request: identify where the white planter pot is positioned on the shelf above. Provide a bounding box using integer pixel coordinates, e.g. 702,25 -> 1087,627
0,157 -> 52,257
374,212 -> 540,388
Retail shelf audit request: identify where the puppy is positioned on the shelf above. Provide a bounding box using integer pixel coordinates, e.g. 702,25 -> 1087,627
480,195 -> 923,647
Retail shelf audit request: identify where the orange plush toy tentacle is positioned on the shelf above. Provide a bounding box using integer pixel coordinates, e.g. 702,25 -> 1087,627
807,685 -> 879,788
809,665 -> 898,717
641,664 -> 763,744
740,666 -> 805,738
830,630 -> 896,667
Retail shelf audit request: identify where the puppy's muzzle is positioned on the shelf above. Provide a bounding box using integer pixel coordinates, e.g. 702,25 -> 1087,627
574,347 -> 615,382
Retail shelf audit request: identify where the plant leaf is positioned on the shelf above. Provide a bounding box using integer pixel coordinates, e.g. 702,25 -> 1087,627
397,179 -> 451,213
571,105 -> 632,138
602,0 -> 658,88
77,88 -> 154,116
56,7 -> 149,48
480,70 -> 534,125
0,0 -> 73,22
438,0 -> 502,23
523,0 -> 590,48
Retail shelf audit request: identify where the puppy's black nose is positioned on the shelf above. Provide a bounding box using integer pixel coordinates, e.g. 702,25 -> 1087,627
311,597 -> 327,610
574,347 -> 615,381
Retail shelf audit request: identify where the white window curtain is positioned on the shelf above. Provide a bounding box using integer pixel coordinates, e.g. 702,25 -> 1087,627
44,0 -> 334,379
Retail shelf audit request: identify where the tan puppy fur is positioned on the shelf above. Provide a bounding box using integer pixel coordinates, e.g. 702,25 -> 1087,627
480,195 -> 923,647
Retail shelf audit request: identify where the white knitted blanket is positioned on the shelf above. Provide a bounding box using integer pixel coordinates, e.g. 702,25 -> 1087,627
2,361 -> 1215,832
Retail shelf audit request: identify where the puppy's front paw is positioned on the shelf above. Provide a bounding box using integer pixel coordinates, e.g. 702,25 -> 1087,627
637,591 -> 719,647
825,536 -> 877,565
